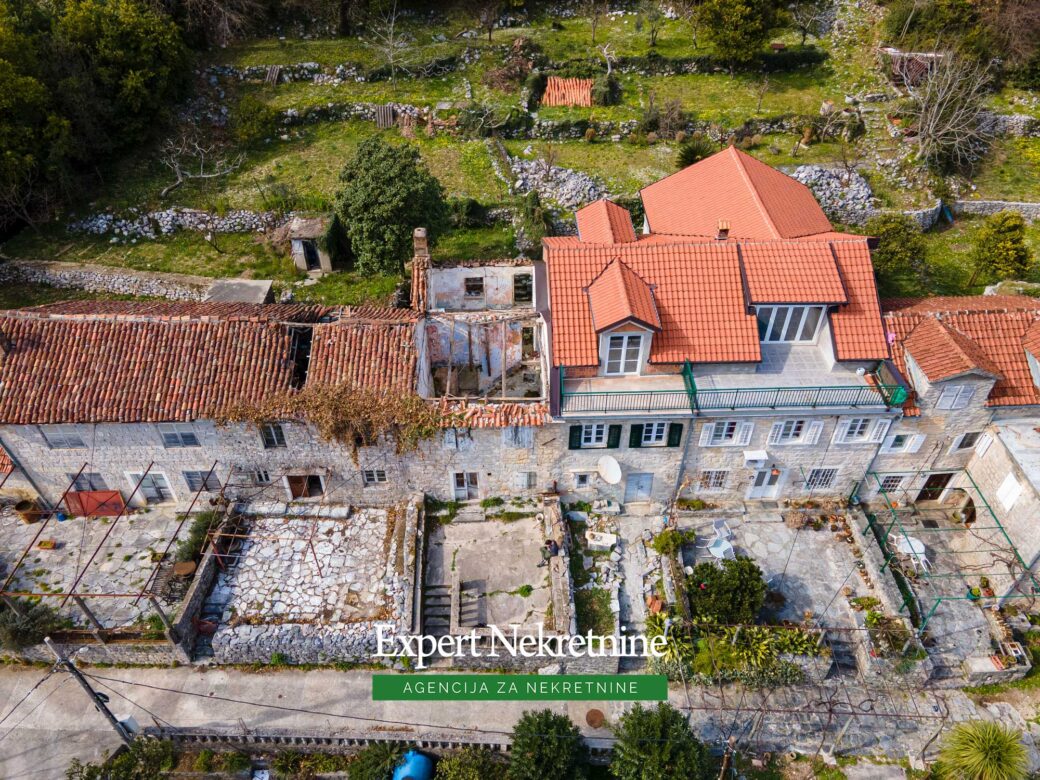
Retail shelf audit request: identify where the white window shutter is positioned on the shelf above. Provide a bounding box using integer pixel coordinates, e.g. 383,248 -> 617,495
804,421 -> 823,445
869,419 -> 891,443
737,422 -> 754,446
699,423 -> 715,446
975,433 -> 993,457
936,387 -> 955,410
997,474 -> 1022,511
767,422 -> 784,445
950,434 -> 964,452
833,420 -> 850,444
907,434 -> 926,454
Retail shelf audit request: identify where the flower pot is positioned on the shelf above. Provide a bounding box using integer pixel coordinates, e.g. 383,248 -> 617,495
982,588 -> 995,598
967,588 -> 981,601
14,499 -> 42,524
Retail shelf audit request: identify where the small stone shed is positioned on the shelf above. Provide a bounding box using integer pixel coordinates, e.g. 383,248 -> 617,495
286,216 -> 332,275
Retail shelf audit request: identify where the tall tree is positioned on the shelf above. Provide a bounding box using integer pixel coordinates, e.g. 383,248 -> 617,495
970,211 -> 1033,283
334,136 -> 447,275
508,709 -> 587,780
611,703 -> 713,780
697,0 -> 779,67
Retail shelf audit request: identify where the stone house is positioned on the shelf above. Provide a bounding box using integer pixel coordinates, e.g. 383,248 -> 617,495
286,216 -> 332,275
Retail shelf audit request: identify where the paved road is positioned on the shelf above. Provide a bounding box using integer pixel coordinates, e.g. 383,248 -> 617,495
0,665 -> 979,780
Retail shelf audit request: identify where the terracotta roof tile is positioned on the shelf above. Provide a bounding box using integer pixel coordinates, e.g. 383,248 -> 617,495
829,241 -> 890,360
21,300 -> 328,322
307,319 -> 417,394
640,146 -> 833,239
0,450 -> 12,475
739,242 -> 847,304
1023,320 -> 1040,358
883,299 -> 1040,407
542,76 -> 593,107
903,317 -> 1002,382
439,400 -> 550,428
586,259 -> 661,332
575,200 -> 637,244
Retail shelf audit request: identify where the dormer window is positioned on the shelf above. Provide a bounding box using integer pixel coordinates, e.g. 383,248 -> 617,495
935,384 -> 975,410
756,306 -> 824,344
605,333 -> 642,375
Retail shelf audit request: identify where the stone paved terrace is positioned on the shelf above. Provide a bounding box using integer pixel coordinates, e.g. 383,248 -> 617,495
206,506 -> 416,664
424,516 -> 551,631
0,505 -> 183,628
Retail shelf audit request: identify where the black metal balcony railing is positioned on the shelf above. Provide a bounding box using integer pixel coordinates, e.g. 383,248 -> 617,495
558,363 -> 907,416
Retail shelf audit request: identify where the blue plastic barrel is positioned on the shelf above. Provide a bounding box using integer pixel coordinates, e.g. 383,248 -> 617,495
392,750 -> 434,780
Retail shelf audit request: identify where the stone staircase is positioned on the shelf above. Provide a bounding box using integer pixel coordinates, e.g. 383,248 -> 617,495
422,584 -> 452,637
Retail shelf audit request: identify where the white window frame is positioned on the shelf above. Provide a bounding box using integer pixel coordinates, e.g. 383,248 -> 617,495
254,469 -> 271,485
641,421 -> 668,446
769,419 -> 823,446
362,469 -> 388,486
699,470 -> 728,490
604,333 -> 643,376
755,305 -> 825,344
183,471 -> 220,493
127,471 -> 174,504
581,423 -> 607,448
881,432 -> 925,454
68,472 -> 106,492
701,420 -> 754,447
935,385 -> 975,410
260,423 -> 286,449
158,423 -> 200,449
452,471 -> 479,500
806,468 -> 838,491
834,417 -> 890,445
513,471 -> 536,490
42,425 -> 86,449
952,431 -> 983,451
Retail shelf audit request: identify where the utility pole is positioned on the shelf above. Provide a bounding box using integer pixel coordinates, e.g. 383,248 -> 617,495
44,636 -> 133,745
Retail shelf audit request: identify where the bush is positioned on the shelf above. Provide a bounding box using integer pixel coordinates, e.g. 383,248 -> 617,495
436,746 -> 507,779
217,752 -> 252,772
334,136 -> 448,275
863,214 -> 927,288
525,71 -> 548,110
934,721 -> 1028,780
651,528 -> 695,556
610,703 -> 713,780
676,134 -> 718,169
687,557 -> 767,624
66,737 -> 175,780
0,599 -> 62,651
970,210 -> 1033,282
175,510 -> 222,563
697,0 -> 780,67
348,743 -> 405,780
448,197 -> 489,229
508,709 -> 587,780
592,73 -> 621,106
231,94 -> 279,144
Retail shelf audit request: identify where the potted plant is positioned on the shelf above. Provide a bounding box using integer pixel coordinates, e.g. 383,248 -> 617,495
968,586 -> 982,601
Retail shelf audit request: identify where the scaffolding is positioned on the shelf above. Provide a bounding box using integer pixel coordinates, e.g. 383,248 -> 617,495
859,469 -> 1040,635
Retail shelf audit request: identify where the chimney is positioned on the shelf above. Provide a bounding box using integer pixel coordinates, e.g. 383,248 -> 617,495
716,220 -> 730,241
413,227 -> 430,259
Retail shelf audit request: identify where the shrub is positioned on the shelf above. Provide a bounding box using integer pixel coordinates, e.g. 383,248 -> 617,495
193,750 -> 214,772
0,599 -> 62,651
480,496 -> 505,508
448,197 -> 489,229
610,703 -> 713,780
697,0 -> 780,67
651,528 -> 695,556
524,70 -> 548,110
687,557 -> 767,624
334,136 -> 448,275
863,214 -> 927,288
935,721 -> 1028,780
592,73 -> 621,106
217,752 -> 252,772
66,737 -> 175,780
232,94 -> 279,144
508,709 -> 587,780
175,510 -> 222,563
348,743 -> 405,780
676,135 -> 718,169
435,746 -> 507,779
970,210 -> 1033,282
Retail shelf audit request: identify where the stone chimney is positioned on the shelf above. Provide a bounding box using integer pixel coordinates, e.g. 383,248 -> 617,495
409,227 -> 430,312
413,227 -> 430,259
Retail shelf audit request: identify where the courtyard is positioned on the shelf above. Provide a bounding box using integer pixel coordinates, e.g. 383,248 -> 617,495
0,505 -> 183,628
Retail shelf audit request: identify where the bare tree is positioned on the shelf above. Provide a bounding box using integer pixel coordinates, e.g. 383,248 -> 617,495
368,0 -> 407,85
160,125 -> 244,198
789,0 -> 827,46
900,52 -> 993,169
753,74 -> 770,112
166,0 -> 260,47
639,0 -> 665,47
673,0 -> 703,49
582,0 -> 608,45
982,0 -> 1040,68
0,165 -> 54,234
539,143 -> 558,181
469,0 -> 503,43
598,42 -> 617,76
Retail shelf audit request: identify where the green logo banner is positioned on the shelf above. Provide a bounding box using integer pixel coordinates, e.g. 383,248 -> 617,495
372,674 -> 668,701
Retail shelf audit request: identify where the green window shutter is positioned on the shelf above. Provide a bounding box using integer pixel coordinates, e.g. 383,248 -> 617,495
568,425 -> 582,450
629,424 -> 644,448
606,424 -> 622,449
667,422 -> 683,447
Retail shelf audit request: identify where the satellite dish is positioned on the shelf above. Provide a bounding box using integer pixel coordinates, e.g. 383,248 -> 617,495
597,455 -> 622,485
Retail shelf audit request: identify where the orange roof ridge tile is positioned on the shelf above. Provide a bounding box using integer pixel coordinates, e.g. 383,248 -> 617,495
585,258 -> 661,332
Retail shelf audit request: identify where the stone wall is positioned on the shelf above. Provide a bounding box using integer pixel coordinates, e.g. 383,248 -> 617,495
0,259 -> 210,301
952,200 -> 1040,221
7,637 -> 180,665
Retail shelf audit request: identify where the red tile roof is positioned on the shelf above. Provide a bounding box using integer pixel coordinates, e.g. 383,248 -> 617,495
0,306 -> 418,424
575,200 -> 637,244
829,241 -> 890,361
883,298 -> 1040,407
440,400 -> 550,428
739,242 -> 847,304
542,76 -> 594,107
1023,320 -> 1040,358
640,147 -> 833,240
0,449 -> 13,475
22,300 -> 329,322
586,259 -> 661,332
903,317 -> 1002,381
544,237 -> 760,366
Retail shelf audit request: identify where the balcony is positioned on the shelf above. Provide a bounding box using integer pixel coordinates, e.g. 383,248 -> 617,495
558,346 -> 907,417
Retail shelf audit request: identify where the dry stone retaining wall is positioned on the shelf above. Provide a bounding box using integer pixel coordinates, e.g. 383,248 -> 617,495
952,200 -> 1040,221
0,259 -> 210,300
